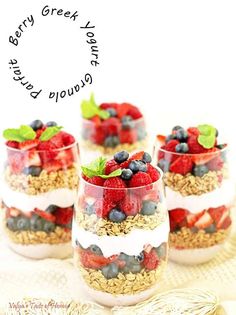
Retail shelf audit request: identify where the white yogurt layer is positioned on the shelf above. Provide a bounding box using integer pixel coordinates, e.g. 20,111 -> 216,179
1,185 -> 77,212
166,180 -> 234,214
7,241 -> 72,259
72,217 -> 169,257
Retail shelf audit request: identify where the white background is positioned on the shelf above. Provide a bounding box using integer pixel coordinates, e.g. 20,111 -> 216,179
0,0 -> 236,172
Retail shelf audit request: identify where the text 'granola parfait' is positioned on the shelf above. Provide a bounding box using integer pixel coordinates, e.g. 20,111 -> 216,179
80,94 -> 147,161
1,120 -> 79,259
73,151 -> 169,306
155,124 -> 234,265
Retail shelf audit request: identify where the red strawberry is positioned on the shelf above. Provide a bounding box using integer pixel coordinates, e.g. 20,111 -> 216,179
169,209 -> 187,224
105,159 -> 120,175
207,155 -> 224,171
36,129 -> 44,139
19,139 -> 40,150
219,216 -> 232,230
143,189 -> 160,203
158,147 -> 165,161
6,141 -> 19,149
104,177 -> 127,202
195,212 -> 213,229
117,103 -> 133,118
43,160 -> 62,172
119,129 -> 137,144
214,207 -> 230,229
127,105 -> 143,119
80,250 -> 111,269
169,156 -> 193,175
208,206 -> 226,225
90,115 -> 102,125
85,176 -> 105,198
93,199 -> 116,218
90,125 -> 106,145
38,141 -> 58,162
156,135 -> 166,145
129,172 -> 152,188
170,219 -> 177,232
164,140 -> 180,152
143,249 -> 159,270
147,164 -> 160,182
191,148 -> 219,165
187,136 -> 207,154
9,207 -> 21,217
102,117 -> 121,135
61,131 -> 75,146
120,151 -> 145,169
119,195 -> 141,216
34,208 -> 56,222
88,176 -> 105,186
187,127 -> 200,136
54,207 -> 73,225
100,103 -> 118,110
186,213 -> 198,228
24,150 -> 41,167
55,149 -> 74,168
8,152 -> 25,174
49,132 -> 64,148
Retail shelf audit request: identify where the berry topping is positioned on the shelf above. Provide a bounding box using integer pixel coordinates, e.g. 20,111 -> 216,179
175,128 -> 188,142
6,141 -> 19,148
93,199 -> 116,218
121,115 -> 135,130
121,168 -> 133,180
187,136 -> 207,154
46,121 -> 57,127
108,208 -> 126,223
104,177 -> 126,202
129,172 -> 152,188
165,140 -> 180,152
175,143 -> 189,153
169,156 -> 193,175
129,160 -> 147,173
106,108 -> 117,117
143,249 -> 159,270
54,207 -> 73,225
19,139 -> 40,150
192,165 -> 209,177
102,263 -> 119,279
172,126 -> 183,132
105,159 -> 120,175
141,200 -> 158,215
114,151 -> 129,164
142,152 -> 152,163
23,166 -> 42,177
147,164 -> 160,182
119,195 -> 141,216
104,136 -> 120,147
30,120 -> 44,131
169,209 -> 187,224
34,208 -> 56,223
194,212 -> 213,229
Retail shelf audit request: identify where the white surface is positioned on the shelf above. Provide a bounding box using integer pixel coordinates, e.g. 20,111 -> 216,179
72,215 -> 169,257
7,241 -> 72,259
1,186 -> 77,212
169,245 -> 223,265
166,180 -> 234,214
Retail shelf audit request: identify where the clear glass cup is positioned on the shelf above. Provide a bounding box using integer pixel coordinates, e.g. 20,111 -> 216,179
1,143 -> 80,259
73,169 -> 169,306
80,117 -> 148,162
154,141 -> 234,265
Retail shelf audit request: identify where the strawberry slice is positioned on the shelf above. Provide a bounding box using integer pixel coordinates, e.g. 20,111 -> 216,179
120,151 -> 145,169
195,212 -> 213,229
191,148 -> 219,165
169,208 -> 187,224
24,150 -> 41,167
215,208 -> 230,229
54,207 -> 73,225
80,250 -> 111,269
43,160 -> 62,172
142,248 -> 159,270
34,208 -> 56,222
19,139 -> 40,150
219,216 -> 232,230
208,206 -> 227,225
186,211 -> 204,228
55,149 -> 74,168
9,207 -> 21,217
117,103 -> 133,118
8,152 -> 25,174
156,135 -> 166,145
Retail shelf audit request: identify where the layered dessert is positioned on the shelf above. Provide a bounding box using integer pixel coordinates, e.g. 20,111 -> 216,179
1,120 -> 79,258
80,94 -> 147,160
73,151 -> 169,306
156,124 -> 234,264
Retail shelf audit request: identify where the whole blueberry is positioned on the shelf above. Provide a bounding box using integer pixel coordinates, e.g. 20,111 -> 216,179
193,165 -> 209,177
85,204 -> 95,215
215,129 -> 219,137
157,159 -> 170,173
141,200 -> 158,215
46,121 -> 57,127
108,208 -> 126,223
114,151 -> 129,163
121,169 -> 133,180
137,127 -> 147,141
23,166 -> 42,177
104,136 -> 120,148
75,239 -> 80,246
121,115 -> 135,130
176,128 -> 188,142
165,134 -> 177,143
17,217 -> 30,230
106,108 -> 117,117
217,144 -> 225,150
129,264 -> 142,274
135,252 -> 144,262
129,160 -> 147,173
156,244 -> 167,259
102,263 -> 119,279
43,221 -> 56,233
30,120 -> 44,131
172,126 -> 183,132
205,224 -> 216,234
6,217 -> 18,231
46,205 -> 58,213
89,245 -> 103,256
142,152 -> 152,163
175,143 -> 189,153
30,215 -> 43,231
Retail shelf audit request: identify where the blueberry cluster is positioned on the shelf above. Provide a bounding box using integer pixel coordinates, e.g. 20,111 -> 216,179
30,119 -> 57,131
115,151 -> 152,181
166,126 -> 189,153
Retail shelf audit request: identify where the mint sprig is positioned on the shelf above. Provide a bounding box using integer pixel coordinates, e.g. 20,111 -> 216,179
197,124 -> 216,149
40,126 -> 63,141
3,125 -> 36,142
81,93 -> 110,120
81,157 -> 122,179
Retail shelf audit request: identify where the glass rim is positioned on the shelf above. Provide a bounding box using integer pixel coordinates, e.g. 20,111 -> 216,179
157,143 -> 228,157
81,116 -> 145,125
79,166 -> 164,191
4,141 -> 79,153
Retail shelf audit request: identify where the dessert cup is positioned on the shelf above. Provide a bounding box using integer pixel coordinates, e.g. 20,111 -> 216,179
1,121 -> 80,259
73,152 -> 169,306
154,126 -> 234,265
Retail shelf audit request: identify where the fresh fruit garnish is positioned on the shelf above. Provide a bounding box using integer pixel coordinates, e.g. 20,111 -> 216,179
142,248 -> 159,270
81,93 -> 110,120
34,208 -> 56,223
80,250 -> 113,269
104,177 -> 127,202
156,134 -> 166,145
19,139 -> 40,150
82,157 -> 122,179
169,156 -> 193,175
195,212 -> 213,229
93,199 -> 116,218
120,151 -> 145,169
207,155 -> 224,171
208,206 -> 228,226
169,209 -> 187,224
197,124 -> 217,149
43,160 -> 62,173
24,150 -> 41,167
119,129 -> 137,144
164,140 -> 180,152
119,195 -> 141,216
54,207 -> 73,225
147,164 -> 160,182
129,172 -> 152,188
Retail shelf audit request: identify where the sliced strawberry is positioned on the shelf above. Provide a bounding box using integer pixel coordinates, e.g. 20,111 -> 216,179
191,148 -> 219,165
117,103 -> 133,118
6,141 -> 19,148
207,155 -> 224,171
9,207 -> 21,217
34,208 -> 56,222
80,250 -> 111,269
99,103 -> 118,110
49,132 -> 64,148
120,151 -> 145,168
54,207 -> 73,225
55,148 -> 74,168
169,209 -> 187,224
43,160 -> 62,172
126,105 -> 143,119
186,212 -> 204,228
90,115 -> 102,126
156,135 -> 166,145
24,150 -> 41,167
142,248 -> 159,270
195,212 -> 213,229
215,208 -> 230,229
208,206 -> 227,225
19,139 -> 40,150
219,216 -> 232,230
187,127 -> 200,136
169,156 -> 193,175
8,151 -> 25,174
119,195 -> 141,216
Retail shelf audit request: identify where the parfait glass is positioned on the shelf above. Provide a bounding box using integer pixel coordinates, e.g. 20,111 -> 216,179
154,142 -> 234,264
1,142 -> 80,259
73,168 -> 169,306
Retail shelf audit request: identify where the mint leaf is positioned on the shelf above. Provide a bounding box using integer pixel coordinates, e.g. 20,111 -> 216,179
3,129 -> 25,142
198,135 -> 215,149
99,169 -> 122,179
81,166 -> 99,178
81,93 -> 110,120
198,124 -> 216,136
40,126 -> 63,141
98,109 -> 110,120
19,125 -> 36,140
